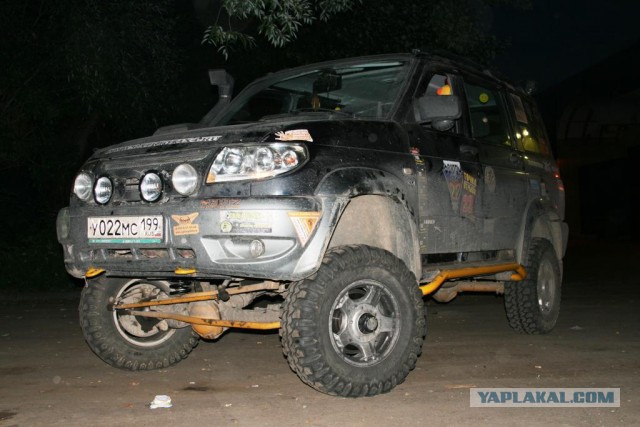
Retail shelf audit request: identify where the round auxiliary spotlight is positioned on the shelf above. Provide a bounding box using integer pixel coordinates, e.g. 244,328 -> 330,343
94,176 -> 113,205
140,172 -> 163,202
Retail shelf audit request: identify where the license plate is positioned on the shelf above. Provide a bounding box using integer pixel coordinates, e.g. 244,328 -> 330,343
88,216 -> 163,243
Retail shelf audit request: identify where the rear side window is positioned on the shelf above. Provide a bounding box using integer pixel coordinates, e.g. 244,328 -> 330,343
463,82 -> 512,147
510,93 -> 550,156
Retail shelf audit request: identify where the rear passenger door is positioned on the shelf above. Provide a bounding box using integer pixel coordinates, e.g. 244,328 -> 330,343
461,79 -> 529,250
509,92 -> 564,217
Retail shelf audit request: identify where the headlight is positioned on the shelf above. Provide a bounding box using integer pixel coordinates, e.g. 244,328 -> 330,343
172,164 -> 198,196
94,177 -> 113,205
255,147 -> 275,172
140,172 -> 163,202
73,173 -> 93,201
206,143 -> 307,183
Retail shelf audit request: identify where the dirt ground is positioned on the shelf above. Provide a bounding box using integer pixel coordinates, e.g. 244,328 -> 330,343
1,239 -> 638,426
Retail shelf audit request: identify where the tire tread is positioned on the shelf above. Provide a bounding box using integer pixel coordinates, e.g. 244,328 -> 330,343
281,245 -> 426,397
79,278 -> 199,371
505,238 -> 561,334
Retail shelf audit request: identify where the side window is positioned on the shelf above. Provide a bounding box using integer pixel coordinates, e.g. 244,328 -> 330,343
463,82 -> 512,146
511,93 -> 550,156
426,74 -> 451,97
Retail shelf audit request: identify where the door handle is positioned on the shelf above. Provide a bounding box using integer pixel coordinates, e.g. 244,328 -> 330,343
459,144 -> 478,156
509,152 -> 523,165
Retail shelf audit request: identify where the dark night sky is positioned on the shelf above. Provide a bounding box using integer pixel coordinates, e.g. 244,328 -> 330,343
491,0 -> 640,89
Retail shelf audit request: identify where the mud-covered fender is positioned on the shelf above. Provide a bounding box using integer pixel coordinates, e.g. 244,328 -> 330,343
515,198 -> 569,265
313,167 -> 420,279
315,166 -> 417,207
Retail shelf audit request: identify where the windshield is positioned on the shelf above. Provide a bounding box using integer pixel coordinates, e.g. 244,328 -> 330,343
214,60 -> 410,125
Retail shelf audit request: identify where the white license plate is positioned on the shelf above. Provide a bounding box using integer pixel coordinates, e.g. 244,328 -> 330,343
87,216 -> 163,243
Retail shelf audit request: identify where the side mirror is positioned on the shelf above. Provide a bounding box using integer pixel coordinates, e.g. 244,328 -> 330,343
414,95 -> 462,131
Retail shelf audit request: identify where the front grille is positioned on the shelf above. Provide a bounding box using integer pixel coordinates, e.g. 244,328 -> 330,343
176,248 -> 196,259
107,249 -> 134,259
97,149 -> 211,204
139,248 -> 169,259
123,177 -> 141,201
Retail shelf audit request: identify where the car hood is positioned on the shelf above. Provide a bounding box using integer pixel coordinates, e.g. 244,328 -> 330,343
90,121 -> 298,160
89,116 -> 407,162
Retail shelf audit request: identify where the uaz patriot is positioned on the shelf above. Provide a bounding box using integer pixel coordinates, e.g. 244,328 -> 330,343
57,52 -> 568,397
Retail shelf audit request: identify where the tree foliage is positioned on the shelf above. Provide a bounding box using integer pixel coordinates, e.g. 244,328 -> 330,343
202,0 -> 360,58
0,0 -> 531,290
221,0 -> 530,86
0,0 -> 184,245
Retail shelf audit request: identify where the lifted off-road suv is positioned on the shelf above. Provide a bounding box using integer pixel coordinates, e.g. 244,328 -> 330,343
57,52 -> 568,397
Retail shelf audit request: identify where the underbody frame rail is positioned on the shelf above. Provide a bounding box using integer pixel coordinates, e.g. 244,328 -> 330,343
109,262 -> 526,331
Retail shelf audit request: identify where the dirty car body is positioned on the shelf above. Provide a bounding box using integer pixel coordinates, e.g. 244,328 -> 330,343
57,52 -> 568,397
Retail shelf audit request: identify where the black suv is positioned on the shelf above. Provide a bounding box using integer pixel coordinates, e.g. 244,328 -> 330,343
57,52 -> 568,397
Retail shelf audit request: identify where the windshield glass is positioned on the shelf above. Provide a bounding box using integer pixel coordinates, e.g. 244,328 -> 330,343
214,60 -> 410,125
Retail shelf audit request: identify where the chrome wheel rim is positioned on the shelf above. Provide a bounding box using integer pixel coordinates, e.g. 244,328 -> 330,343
537,260 -> 557,314
329,280 -> 400,367
113,281 -> 175,347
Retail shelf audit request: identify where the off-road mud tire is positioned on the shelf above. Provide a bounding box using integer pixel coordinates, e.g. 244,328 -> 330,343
505,238 -> 561,334
79,277 -> 199,370
280,245 -> 426,397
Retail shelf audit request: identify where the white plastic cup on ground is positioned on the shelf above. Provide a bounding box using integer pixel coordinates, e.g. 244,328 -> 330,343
149,395 -> 172,409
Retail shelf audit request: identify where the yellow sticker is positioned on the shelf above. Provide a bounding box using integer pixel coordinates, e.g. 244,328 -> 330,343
479,93 -> 490,104
171,213 -> 200,236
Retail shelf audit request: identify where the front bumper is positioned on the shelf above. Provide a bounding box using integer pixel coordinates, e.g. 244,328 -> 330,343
57,196 -> 346,280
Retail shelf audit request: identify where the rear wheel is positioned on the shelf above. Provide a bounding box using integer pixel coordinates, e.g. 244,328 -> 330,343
281,245 -> 426,397
505,238 -> 561,334
79,277 -> 199,370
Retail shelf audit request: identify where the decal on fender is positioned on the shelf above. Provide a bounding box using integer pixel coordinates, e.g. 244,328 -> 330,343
219,211 -> 273,234
275,129 -> 313,142
288,211 -> 321,246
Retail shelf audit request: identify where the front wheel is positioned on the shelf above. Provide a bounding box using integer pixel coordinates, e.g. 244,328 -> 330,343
280,245 -> 426,397
79,277 -> 199,370
505,238 -> 562,334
